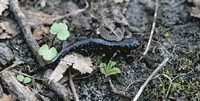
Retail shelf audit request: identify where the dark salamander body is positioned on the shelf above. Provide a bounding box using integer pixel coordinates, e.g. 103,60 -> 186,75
47,37 -> 140,65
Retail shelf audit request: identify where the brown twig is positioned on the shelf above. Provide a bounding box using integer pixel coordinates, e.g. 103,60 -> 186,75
142,0 -> 159,56
9,0 -> 45,66
132,57 -> 169,101
73,68 -> 99,80
68,70 -> 79,101
0,63 -> 17,74
53,0 -> 89,21
11,70 -> 46,81
108,78 -> 131,99
43,70 -> 71,100
1,71 -> 38,100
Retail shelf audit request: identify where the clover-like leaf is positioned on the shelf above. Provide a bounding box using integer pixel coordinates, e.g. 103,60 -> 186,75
38,44 -> 58,61
23,77 -> 32,84
50,23 -> 70,40
16,74 -> 32,84
57,31 -> 70,40
38,44 -> 48,56
43,47 -> 58,60
17,75 -> 24,82
50,23 -> 60,35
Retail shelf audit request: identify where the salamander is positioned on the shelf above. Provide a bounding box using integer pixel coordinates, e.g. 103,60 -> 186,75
46,37 -> 140,65
30,37 -> 140,74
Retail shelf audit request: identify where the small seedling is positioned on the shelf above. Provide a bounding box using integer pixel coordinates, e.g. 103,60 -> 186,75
38,44 -> 58,61
50,23 -> 70,40
164,32 -> 169,37
99,60 -> 121,77
16,74 -> 32,84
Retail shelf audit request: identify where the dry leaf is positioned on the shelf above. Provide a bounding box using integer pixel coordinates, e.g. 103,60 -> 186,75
63,53 -> 93,74
0,21 -> 19,35
0,93 -> 12,101
113,0 -> 123,3
0,32 -> 11,39
22,9 -> 57,27
191,6 -> 200,18
49,53 -> 93,82
0,0 -> 8,15
33,26 -> 49,40
48,60 -> 70,82
0,0 -> 8,4
40,0 -> 47,8
0,21 -> 19,39
192,0 -> 200,6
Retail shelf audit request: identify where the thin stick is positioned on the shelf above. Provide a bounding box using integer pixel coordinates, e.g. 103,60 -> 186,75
53,0 -> 89,21
12,70 -> 46,81
68,70 -> 79,101
108,78 -> 131,99
9,0 -> 45,66
0,64 -> 17,74
132,57 -> 169,101
143,0 -> 159,55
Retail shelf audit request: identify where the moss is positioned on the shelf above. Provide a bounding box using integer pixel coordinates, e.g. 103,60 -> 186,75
145,50 -> 199,100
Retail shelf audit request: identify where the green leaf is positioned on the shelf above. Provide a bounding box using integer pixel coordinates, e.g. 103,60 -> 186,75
106,68 -> 121,77
99,63 -> 106,68
43,47 -> 58,60
43,54 -> 51,61
57,30 -> 70,40
164,32 -> 169,37
49,47 -> 58,56
43,47 -> 58,61
100,67 -> 106,75
50,23 -> 60,35
17,75 -> 24,82
107,60 -> 116,70
23,77 -> 32,84
38,44 -> 48,56
99,60 -> 121,77
50,23 -> 70,40
110,61 -> 116,67
38,44 -> 58,61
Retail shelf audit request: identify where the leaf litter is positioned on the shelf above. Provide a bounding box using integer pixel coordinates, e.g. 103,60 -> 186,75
0,20 -> 19,39
0,0 -> 8,15
33,25 -> 49,40
49,52 -> 93,82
